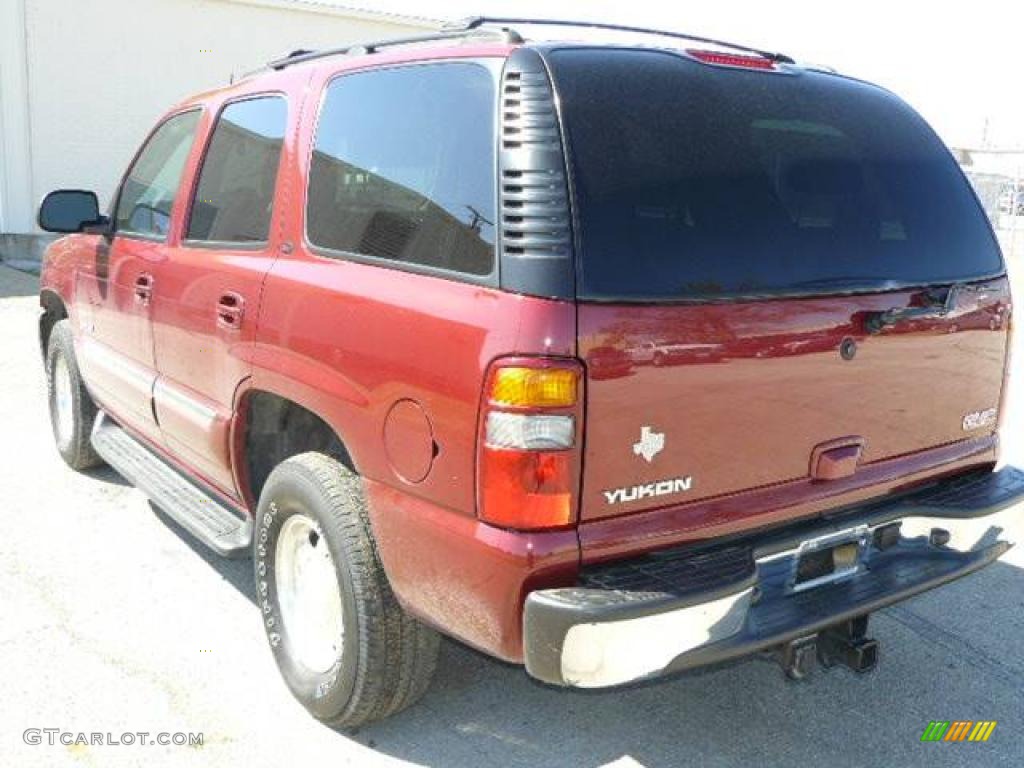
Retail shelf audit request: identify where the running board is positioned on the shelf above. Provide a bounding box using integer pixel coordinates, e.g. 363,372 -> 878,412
91,414 -> 252,557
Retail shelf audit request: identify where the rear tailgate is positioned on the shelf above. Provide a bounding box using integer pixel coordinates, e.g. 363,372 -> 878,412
544,47 -> 1011,525
578,281 -> 1010,519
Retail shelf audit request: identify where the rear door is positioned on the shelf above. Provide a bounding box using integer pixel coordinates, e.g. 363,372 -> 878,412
547,48 -> 1010,521
150,96 -> 289,493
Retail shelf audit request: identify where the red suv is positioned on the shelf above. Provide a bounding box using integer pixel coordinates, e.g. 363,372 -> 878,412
37,17 -> 1022,727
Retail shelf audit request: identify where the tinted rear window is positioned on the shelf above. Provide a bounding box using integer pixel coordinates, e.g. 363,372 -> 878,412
307,62 -> 496,277
548,49 -> 1003,301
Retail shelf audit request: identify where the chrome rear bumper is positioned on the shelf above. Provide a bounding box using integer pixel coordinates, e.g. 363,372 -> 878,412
524,466 -> 1024,688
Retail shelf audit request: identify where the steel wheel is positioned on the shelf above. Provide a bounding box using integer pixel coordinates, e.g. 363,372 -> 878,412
274,513 -> 345,674
52,353 -> 75,451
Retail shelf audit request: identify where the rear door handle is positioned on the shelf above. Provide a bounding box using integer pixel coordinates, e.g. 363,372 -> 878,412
216,292 -> 245,330
134,273 -> 154,304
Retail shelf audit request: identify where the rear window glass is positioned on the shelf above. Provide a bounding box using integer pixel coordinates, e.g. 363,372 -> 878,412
548,49 -> 1003,301
307,62 -> 496,277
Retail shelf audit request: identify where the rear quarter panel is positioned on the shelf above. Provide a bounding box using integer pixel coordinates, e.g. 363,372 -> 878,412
248,53 -> 577,517
252,258 -> 576,514
249,252 -> 577,660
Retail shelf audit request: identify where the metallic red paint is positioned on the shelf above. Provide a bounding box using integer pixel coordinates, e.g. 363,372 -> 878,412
363,477 -> 579,662
577,279 -> 1011,523
579,436 -> 998,564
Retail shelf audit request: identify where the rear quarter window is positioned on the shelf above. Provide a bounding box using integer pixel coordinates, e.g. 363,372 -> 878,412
306,62 -> 497,278
547,48 -> 1004,301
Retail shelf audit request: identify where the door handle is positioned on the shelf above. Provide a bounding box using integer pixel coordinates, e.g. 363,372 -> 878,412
216,292 -> 245,330
134,273 -> 154,304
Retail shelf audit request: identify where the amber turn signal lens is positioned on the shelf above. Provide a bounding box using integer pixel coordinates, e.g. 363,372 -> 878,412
490,367 -> 578,408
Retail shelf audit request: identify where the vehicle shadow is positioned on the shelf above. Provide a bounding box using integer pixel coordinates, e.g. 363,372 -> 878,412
82,464 -> 132,488
149,501 -> 254,599
353,558 -> 1024,768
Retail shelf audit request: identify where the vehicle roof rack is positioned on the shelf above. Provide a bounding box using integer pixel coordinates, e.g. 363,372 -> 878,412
256,16 -> 792,78
264,26 -> 523,72
451,16 -> 794,64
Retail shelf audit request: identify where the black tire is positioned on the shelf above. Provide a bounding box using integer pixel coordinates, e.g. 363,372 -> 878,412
255,452 -> 440,727
46,319 -> 103,470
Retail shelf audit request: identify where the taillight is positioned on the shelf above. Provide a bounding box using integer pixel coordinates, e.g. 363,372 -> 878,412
477,359 -> 583,530
686,49 -> 777,70
491,367 -> 577,408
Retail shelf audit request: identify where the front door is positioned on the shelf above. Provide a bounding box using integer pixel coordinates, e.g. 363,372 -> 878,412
151,96 -> 288,494
76,110 -> 202,445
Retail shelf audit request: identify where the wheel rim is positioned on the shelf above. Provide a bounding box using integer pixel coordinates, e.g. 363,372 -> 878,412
53,354 -> 75,450
275,514 -> 345,674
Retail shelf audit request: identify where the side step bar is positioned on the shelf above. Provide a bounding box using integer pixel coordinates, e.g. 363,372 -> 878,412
91,413 -> 252,557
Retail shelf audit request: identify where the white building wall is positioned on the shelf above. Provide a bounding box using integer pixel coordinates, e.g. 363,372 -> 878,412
0,0 -> 35,236
2,0 -> 434,235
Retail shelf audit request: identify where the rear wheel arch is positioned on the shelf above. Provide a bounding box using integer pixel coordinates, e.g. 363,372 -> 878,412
233,388 -> 356,510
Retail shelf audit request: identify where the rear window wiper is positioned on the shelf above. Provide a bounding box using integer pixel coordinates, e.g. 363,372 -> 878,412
864,283 -> 962,334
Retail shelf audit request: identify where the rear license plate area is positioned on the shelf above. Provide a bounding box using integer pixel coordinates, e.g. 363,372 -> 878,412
789,527 -> 868,593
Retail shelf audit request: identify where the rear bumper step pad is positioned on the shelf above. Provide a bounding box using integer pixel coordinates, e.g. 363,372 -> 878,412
524,466 -> 1024,687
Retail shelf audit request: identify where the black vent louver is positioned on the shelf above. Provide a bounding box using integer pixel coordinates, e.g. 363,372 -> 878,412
497,48 -> 574,299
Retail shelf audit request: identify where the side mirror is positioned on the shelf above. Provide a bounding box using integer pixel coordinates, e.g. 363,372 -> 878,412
38,190 -> 108,234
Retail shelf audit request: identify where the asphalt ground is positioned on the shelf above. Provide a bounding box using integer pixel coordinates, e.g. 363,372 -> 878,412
0,261 -> 1021,768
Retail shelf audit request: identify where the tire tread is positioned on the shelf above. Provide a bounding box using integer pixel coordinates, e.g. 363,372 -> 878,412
46,320 -> 103,470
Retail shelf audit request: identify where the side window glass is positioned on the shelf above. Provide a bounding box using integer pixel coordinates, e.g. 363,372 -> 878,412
307,63 -> 496,276
186,97 -> 288,244
115,111 -> 201,239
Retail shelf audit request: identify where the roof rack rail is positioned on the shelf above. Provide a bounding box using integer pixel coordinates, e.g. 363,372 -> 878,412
263,25 -> 523,72
451,16 -> 794,64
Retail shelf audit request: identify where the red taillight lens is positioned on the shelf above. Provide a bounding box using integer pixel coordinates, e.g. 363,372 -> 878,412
477,358 -> 583,531
686,49 -> 777,70
479,449 -> 575,529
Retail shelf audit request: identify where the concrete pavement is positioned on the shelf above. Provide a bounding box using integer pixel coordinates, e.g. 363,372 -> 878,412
0,262 -> 1021,768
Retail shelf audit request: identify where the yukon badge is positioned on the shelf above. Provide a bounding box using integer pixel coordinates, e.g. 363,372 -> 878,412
633,426 -> 665,462
603,476 -> 694,506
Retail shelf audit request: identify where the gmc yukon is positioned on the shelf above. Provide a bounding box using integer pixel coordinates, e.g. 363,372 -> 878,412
36,17 -> 1022,727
